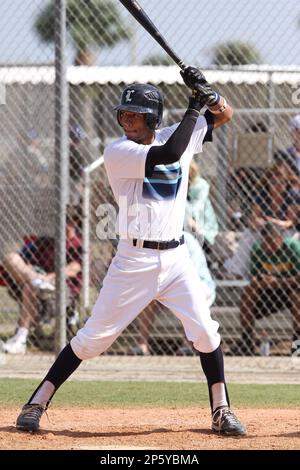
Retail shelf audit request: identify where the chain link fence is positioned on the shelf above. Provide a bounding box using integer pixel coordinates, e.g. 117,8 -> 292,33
0,0 -> 300,369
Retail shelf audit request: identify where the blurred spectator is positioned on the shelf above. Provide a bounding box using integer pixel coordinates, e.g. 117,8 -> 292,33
279,115 -> 300,180
184,160 -> 219,265
236,222 -> 300,355
2,207 -> 82,354
251,162 -> 295,230
222,162 -> 299,279
128,230 -> 216,356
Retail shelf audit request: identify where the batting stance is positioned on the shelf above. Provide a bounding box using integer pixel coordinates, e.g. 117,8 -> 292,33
15,67 -> 246,436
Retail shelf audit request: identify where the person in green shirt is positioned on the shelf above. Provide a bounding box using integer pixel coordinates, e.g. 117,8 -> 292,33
238,222 -> 300,355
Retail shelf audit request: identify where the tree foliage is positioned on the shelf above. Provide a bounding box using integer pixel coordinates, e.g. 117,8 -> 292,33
142,54 -> 173,66
214,41 -> 261,66
35,0 -> 132,63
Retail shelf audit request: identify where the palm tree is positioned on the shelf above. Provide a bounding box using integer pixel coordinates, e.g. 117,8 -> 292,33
214,41 -> 261,66
35,0 -> 132,65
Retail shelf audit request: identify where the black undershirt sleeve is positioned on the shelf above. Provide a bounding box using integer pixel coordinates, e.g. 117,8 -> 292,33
203,109 -> 214,143
145,108 -> 199,176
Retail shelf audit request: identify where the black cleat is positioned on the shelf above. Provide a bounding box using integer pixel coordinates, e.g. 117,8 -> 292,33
16,403 -> 45,432
212,407 -> 246,436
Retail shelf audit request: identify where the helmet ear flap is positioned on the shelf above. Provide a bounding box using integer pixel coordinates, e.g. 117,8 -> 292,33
146,100 -> 163,130
157,98 -> 163,127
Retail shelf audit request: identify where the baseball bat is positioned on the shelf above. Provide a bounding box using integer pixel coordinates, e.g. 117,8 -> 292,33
119,0 -> 186,70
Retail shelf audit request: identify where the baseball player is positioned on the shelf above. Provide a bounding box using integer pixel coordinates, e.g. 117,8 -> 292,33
15,67 -> 246,436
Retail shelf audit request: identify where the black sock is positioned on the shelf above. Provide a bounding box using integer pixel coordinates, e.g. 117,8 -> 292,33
27,343 -> 82,404
199,345 -> 230,410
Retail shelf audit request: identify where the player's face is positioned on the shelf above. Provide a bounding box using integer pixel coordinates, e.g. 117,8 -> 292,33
119,111 -> 154,144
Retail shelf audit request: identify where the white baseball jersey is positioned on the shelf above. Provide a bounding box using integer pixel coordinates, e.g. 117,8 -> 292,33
71,115 -> 221,360
103,117 -> 208,241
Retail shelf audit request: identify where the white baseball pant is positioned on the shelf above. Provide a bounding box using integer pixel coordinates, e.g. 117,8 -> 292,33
71,240 -> 220,359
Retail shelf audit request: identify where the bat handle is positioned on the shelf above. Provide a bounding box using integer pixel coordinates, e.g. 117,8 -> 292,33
177,60 -> 186,70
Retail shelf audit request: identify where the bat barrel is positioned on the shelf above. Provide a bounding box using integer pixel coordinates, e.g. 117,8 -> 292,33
119,0 -> 186,69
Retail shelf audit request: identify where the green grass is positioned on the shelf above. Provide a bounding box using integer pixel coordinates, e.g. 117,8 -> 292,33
0,379 -> 299,408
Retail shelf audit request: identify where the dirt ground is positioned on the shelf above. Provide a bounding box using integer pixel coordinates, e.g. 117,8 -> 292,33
0,406 -> 299,450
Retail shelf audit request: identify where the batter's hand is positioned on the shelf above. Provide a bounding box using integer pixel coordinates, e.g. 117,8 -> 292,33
188,91 -> 210,112
181,66 -> 207,90
181,66 -> 220,107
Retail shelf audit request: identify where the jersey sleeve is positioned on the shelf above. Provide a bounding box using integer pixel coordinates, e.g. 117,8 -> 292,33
203,110 -> 215,143
187,114 -> 213,155
104,139 -> 149,180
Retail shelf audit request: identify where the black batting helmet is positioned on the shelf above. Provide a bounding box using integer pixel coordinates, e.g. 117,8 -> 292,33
114,83 -> 163,130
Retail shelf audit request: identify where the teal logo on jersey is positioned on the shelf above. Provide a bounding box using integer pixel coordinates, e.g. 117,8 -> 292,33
142,162 -> 182,200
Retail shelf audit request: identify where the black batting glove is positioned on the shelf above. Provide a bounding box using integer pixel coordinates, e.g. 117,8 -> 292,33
181,66 -> 220,107
200,86 -> 220,107
188,91 -> 209,112
180,66 -> 208,90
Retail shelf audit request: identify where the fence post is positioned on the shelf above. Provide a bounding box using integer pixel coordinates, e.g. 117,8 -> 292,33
54,0 -> 69,356
82,168 -> 91,313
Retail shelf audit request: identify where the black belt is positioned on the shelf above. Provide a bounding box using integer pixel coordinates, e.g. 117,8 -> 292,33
133,235 -> 184,250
